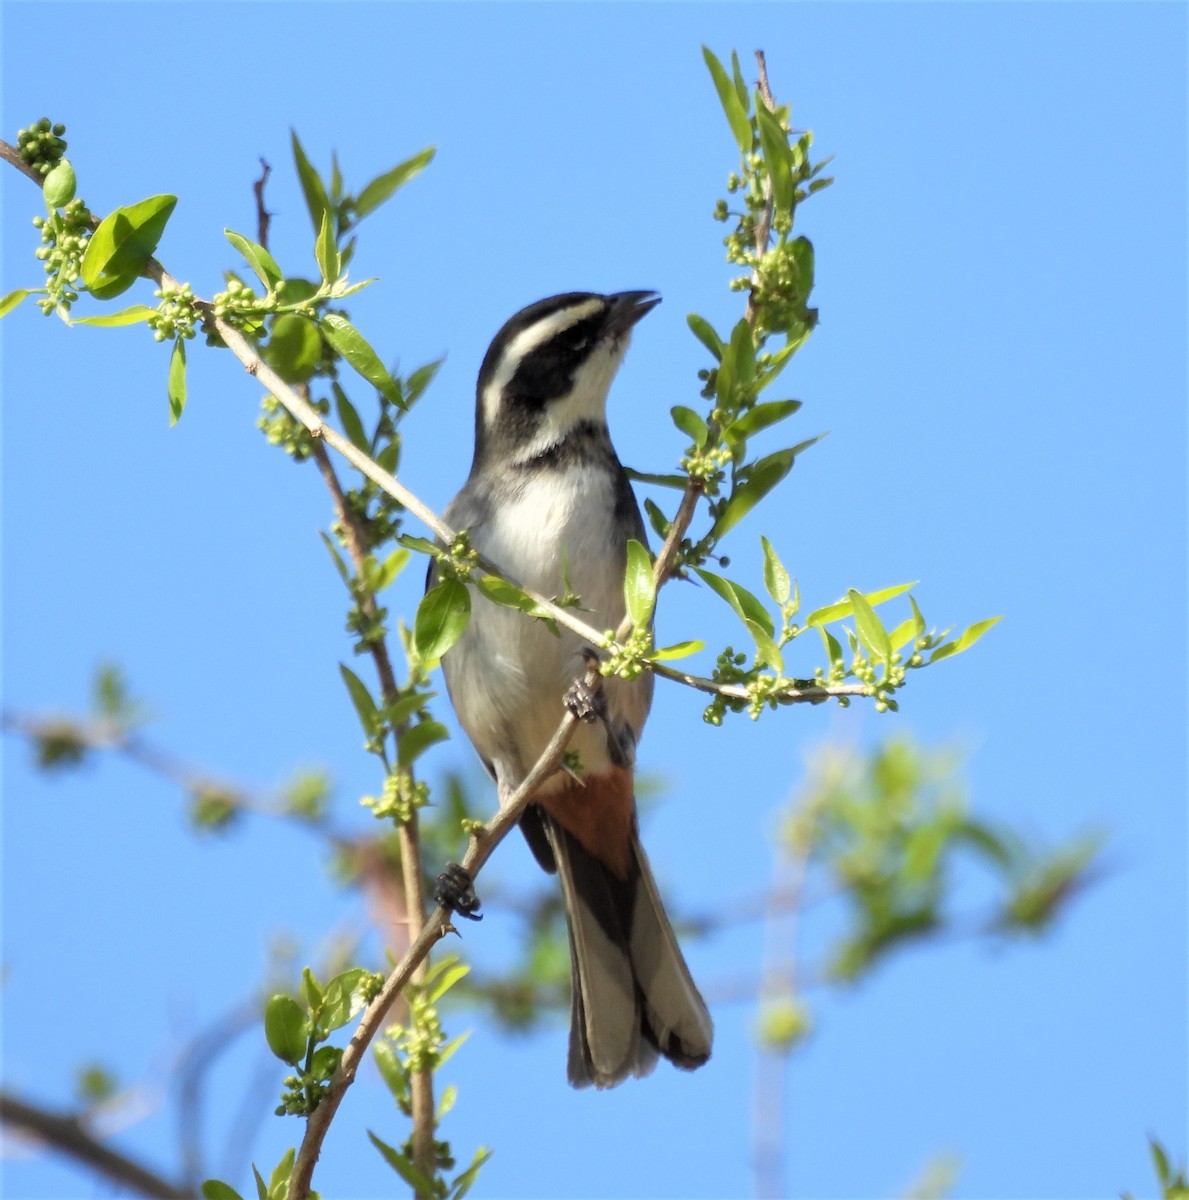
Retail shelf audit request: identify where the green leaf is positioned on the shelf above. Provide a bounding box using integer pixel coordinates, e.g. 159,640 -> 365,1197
437,1083 -> 458,1122
726,318 -> 757,396
81,195 -> 177,300
333,385 -> 369,452
694,567 -> 775,638
910,594 -> 927,638
929,616 -> 1002,664
354,147 -> 436,219
755,98 -> 794,215
729,50 -> 749,110
268,1149 -> 295,1200
374,548 -> 411,592
1151,1139 -> 1172,1187
623,539 -> 656,628
42,159 -> 76,208
746,618 -> 784,671
310,1045 -> 342,1078
385,690 -> 431,727
224,229 -> 283,290
300,968 -> 324,1013
889,617 -> 919,653
643,497 -> 671,541
291,130 -> 330,232
314,208 -> 340,283
670,405 -> 709,448
373,1040 -> 406,1099
686,312 -> 724,360
319,531 -> 350,585
415,578 -> 472,664
73,304 -> 157,327
321,968 -> 367,1031
397,718 -> 449,767
252,1165 -> 268,1200
702,45 -> 752,156
264,994 -> 307,1065
368,1130 -> 436,1194
0,288 -> 35,317
726,399 -> 802,441
397,533 -> 439,557
473,575 -> 558,632
623,468 -> 688,490
405,357 -> 443,405
168,337 -> 187,426
201,1182 -> 244,1200
263,313 -> 321,383
449,1146 -> 493,1200
761,536 -> 791,606
848,588 -> 894,663
426,960 -> 470,1004
437,1029 -> 471,1067
652,639 -> 704,661
713,442 -> 812,538
818,624 -> 844,672
339,663 -> 380,738
320,313 -> 402,406
806,582 -> 917,627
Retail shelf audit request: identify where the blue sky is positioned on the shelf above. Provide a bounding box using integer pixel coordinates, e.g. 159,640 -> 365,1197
2,4 -> 1185,1199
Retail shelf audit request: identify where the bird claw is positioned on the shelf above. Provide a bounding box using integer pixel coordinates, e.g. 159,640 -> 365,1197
564,649 -> 606,723
434,862 -> 483,921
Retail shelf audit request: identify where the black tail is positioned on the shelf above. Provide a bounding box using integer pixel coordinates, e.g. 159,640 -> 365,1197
545,817 -> 713,1089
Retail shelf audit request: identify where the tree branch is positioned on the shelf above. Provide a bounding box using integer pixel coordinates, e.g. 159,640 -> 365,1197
287,658 -> 597,1200
0,1091 -> 196,1200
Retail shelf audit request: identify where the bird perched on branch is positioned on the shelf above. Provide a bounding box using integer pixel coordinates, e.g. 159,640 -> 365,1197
434,291 -> 713,1088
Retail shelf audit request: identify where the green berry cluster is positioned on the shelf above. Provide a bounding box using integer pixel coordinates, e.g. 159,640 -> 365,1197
276,1046 -> 341,1116
149,281 -> 200,342
257,392 -> 329,461
601,627 -> 652,680
362,766 -> 428,824
702,646 -> 751,725
209,277 -> 268,338
17,118 -> 67,175
679,443 -> 731,494
750,238 -> 818,337
31,198 -> 92,315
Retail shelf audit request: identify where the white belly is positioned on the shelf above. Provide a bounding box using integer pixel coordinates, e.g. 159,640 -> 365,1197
443,466 -> 651,793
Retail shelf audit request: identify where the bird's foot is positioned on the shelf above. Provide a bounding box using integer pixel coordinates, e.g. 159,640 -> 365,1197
433,862 -> 483,921
564,649 -> 606,723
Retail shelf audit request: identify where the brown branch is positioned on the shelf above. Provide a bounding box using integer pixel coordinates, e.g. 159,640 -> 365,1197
0,139 -> 44,185
0,1091 -> 196,1200
287,659 -> 597,1200
309,436 -> 435,1190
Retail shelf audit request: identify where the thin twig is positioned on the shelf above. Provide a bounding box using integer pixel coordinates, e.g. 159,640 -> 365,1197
308,435 -> 435,1190
0,710 -> 354,844
287,660 -> 596,1200
253,159 -> 272,250
0,1091 -> 195,1200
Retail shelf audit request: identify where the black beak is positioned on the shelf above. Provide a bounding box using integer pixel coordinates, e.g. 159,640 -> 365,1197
605,290 -> 662,335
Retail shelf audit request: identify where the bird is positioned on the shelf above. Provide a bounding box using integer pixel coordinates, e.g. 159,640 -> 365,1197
433,290 -> 713,1088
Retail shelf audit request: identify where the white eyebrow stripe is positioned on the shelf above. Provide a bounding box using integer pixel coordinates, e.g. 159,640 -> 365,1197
481,298 -> 605,430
